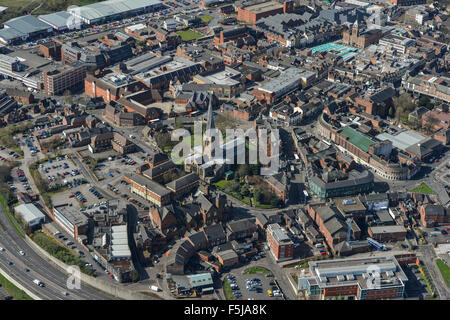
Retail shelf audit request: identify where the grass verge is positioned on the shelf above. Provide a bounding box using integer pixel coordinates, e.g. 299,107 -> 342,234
30,231 -> 95,276
254,199 -> 274,209
435,259 -> 450,288
418,261 -> 436,297
243,266 -> 270,274
0,194 -> 25,238
0,272 -> 33,300
223,278 -> 234,300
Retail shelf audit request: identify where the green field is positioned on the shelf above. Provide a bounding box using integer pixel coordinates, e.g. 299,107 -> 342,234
176,29 -> 203,41
0,0 -> 33,6
436,259 -> 450,288
410,183 -> 436,194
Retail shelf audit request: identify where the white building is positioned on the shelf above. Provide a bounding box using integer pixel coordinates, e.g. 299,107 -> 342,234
14,203 -> 46,228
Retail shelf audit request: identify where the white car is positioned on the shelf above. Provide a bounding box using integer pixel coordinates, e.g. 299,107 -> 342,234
19,250 -> 25,256
0,247 -> 5,252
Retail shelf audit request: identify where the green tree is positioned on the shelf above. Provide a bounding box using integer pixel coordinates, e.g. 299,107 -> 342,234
237,164 -> 249,178
253,189 -> 263,202
423,116 -> 439,134
388,106 -> 395,118
249,164 -> 260,176
393,93 -> 416,122
240,184 -> 250,197
231,181 -> 240,193
419,95 -> 430,107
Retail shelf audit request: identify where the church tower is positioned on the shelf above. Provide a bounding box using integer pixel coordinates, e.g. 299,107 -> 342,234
203,97 -> 216,161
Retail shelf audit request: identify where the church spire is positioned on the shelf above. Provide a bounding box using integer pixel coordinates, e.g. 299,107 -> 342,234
206,95 -> 215,132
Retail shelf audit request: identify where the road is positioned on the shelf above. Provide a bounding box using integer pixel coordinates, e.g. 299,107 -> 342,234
0,206 -> 113,300
418,245 -> 450,300
0,136 -> 115,300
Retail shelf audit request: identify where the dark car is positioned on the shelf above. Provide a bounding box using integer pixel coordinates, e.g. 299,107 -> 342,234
441,230 -> 448,235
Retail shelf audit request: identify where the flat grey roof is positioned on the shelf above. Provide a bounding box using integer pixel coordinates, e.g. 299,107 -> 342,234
4,15 -> 51,35
369,225 -> 407,234
258,67 -> 303,94
68,0 -> 162,22
376,130 -> 425,151
0,28 -> 25,41
38,11 -> 76,29
267,223 -> 293,244
54,205 -> 89,227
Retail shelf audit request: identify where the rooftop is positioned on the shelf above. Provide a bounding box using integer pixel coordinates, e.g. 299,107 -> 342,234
267,223 -> 293,244
308,255 -> 408,290
126,173 -> 171,197
340,126 -> 375,153
241,1 -> 283,13
14,203 -> 45,224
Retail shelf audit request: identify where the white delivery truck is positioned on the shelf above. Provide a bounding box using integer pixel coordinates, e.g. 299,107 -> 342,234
33,279 -> 44,287
150,285 -> 160,292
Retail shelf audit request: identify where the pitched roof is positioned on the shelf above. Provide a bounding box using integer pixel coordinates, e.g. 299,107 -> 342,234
165,173 -> 199,192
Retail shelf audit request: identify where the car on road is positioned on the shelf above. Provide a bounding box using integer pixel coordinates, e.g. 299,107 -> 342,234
0,247 -> 4,252
62,291 -> 69,296
7,261 -> 13,265
24,268 -> 29,272
19,250 -> 25,256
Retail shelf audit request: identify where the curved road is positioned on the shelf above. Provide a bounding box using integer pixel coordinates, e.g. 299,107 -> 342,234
0,206 -> 114,300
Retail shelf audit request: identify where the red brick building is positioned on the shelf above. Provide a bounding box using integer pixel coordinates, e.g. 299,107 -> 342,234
419,204 -> 450,227
237,1 -> 293,24
42,64 -> 86,96
266,223 -> 294,262
342,22 -> 382,49
124,173 -> 171,208
40,42 -> 62,61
